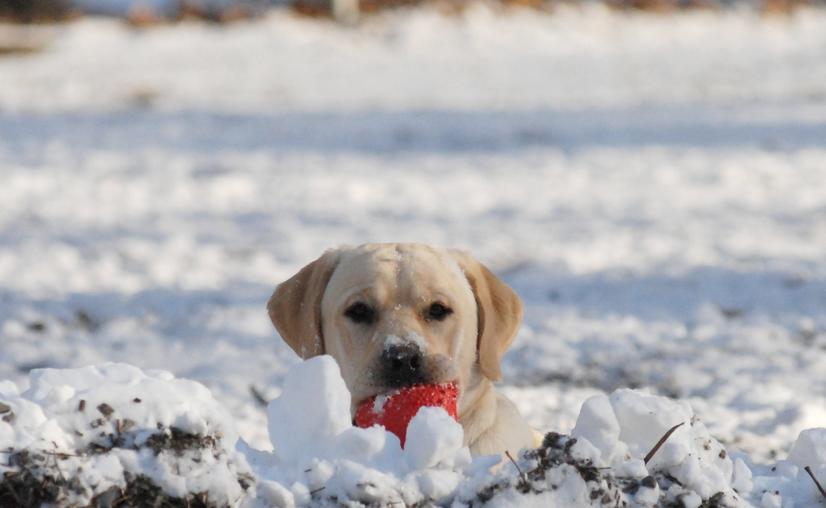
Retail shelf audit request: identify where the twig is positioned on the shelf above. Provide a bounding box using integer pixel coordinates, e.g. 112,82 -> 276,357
0,449 -> 78,458
42,450 -> 79,458
505,450 -> 527,484
644,422 -> 685,465
310,486 -> 325,495
804,466 -> 826,501
249,385 -> 268,408
50,447 -> 66,483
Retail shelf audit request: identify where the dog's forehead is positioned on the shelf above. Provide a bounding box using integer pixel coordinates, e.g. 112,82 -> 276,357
327,244 -> 469,300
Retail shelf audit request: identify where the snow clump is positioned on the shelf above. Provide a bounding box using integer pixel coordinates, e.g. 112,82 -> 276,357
246,355 -> 470,507
0,363 -> 251,506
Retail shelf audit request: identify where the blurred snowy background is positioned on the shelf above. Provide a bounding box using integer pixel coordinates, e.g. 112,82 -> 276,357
1,0 -> 824,464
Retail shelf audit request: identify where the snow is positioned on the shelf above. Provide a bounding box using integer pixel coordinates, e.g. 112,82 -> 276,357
248,356 -> 472,506
3,7 -> 826,113
384,333 -> 428,352
1,363 -> 237,450
1,3 -> 826,506
752,428 -> 826,507
4,358 -> 826,506
571,391 -> 739,503
266,355 -> 351,461
404,407 -> 466,470
0,363 -> 250,506
788,429 -> 826,469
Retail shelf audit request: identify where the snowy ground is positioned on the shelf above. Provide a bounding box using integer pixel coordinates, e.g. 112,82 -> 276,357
1,3 -> 825,479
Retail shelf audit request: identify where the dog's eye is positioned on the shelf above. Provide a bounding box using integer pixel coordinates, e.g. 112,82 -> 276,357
426,302 -> 452,321
344,302 -> 376,325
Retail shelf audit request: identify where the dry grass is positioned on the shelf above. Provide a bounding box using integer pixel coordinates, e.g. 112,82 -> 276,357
0,0 -> 75,24
0,0 -> 820,28
125,1 -> 261,27
0,23 -> 58,55
287,0 -> 825,18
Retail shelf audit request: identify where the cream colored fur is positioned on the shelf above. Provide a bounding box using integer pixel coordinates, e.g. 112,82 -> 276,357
268,243 -> 539,457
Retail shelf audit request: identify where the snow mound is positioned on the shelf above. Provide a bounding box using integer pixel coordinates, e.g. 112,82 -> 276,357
574,390 -> 737,503
247,357 -> 826,507
0,363 -> 251,506
751,427 -> 826,508
247,356 -> 471,506
453,390 -> 738,507
2,359 -> 825,507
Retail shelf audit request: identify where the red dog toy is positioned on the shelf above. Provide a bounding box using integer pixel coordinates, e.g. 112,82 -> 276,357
354,382 -> 458,447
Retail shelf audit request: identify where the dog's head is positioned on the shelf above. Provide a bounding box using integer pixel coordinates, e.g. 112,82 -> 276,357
267,243 -> 522,413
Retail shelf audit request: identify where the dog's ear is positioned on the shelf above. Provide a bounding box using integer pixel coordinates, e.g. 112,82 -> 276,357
450,250 -> 523,381
267,250 -> 341,359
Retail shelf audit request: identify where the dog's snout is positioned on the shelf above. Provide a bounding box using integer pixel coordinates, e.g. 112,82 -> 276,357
380,344 -> 425,387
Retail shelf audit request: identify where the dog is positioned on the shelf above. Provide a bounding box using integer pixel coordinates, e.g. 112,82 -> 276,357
267,243 -> 539,457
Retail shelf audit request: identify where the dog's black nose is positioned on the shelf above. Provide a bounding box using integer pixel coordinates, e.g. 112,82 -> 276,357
380,344 -> 426,387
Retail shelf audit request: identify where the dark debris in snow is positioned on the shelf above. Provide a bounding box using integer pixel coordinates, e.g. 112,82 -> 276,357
463,432 -> 737,507
0,426 -> 247,508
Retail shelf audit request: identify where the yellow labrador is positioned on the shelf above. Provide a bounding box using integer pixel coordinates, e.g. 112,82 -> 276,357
267,243 -> 538,457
